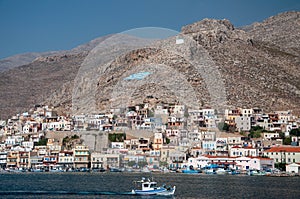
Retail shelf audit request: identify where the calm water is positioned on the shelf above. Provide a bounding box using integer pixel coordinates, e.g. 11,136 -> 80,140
0,172 -> 299,199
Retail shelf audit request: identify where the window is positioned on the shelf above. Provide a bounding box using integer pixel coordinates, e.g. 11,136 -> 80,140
293,159 -> 295,163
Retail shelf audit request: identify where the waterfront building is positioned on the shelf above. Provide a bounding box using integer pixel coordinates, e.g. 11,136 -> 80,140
6,151 -> 19,168
187,155 -> 274,171
0,152 -> 7,169
43,155 -> 58,170
235,156 -> 274,171
264,146 -> 300,164
30,152 -> 43,169
58,151 -> 74,169
19,151 -> 30,169
73,145 -> 90,168
160,145 -> 176,163
90,152 -> 120,169
286,163 -> 300,174
90,152 -> 104,169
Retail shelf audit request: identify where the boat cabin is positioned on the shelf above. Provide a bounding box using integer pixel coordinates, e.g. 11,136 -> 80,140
134,178 -> 159,191
142,181 -> 158,191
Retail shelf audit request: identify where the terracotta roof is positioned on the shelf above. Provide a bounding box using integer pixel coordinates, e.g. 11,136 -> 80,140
192,147 -> 201,150
265,146 -> 300,153
204,155 -> 232,158
243,146 -> 254,149
249,156 -> 273,160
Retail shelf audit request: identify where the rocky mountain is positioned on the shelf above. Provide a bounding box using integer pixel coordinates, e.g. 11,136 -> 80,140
0,53 -> 86,119
180,12 -> 300,114
0,35 -> 111,73
243,11 -> 300,56
0,51 -> 61,72
0,11 -> 299,119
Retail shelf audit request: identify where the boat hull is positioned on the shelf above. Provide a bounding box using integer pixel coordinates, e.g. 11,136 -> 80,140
132,187 -> 166,195
132,186 -> 176,196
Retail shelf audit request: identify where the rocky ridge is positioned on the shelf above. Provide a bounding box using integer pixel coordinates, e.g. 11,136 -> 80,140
0,11 -> 299,118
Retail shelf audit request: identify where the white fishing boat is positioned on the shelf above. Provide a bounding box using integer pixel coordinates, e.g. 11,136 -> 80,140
131,177 -> 176,196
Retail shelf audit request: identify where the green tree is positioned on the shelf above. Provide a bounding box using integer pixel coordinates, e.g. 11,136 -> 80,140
248,131 -> 262,138
248,126 -> 264,138
218,122 -> 229,131
138,161 -> 148,168
165,137 -> 170,144
290,128 -> 300,136
283,137 -> 292,145
275,162 -> 286,171
35,138 -> 47,146
108,133 -> 126,142
159,161 -> 168,167
108,133 -> 116,142
147,109 -> 154,117
127,161 -> 137,167
71,134 -> 79,139
184,109 -> 189,118
251,126 -> 264,132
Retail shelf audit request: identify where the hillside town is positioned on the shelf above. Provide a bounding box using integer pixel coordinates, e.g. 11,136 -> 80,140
1,103 -> 300,175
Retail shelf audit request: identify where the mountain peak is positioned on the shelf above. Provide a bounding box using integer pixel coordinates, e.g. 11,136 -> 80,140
182,18 -> 234,34
181,18 -> 251,47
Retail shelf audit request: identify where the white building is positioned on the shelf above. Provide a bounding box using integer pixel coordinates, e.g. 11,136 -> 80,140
5,136 -> 16,145
230,146 -> 258,157
235,116 -> 252,132
22,141 -> 34,150
241,109 -> 253,117
286,163 -> 300,174
264,146 -> 300,164
202,141 -> 216,152
111,142 -> 124,149
262,132 -> 280,140
90,152 -> 120,169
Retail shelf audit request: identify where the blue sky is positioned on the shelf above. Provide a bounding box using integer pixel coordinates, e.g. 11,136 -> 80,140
0,0 -> 299,59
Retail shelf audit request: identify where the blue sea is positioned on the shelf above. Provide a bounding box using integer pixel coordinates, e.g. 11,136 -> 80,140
0,172 -> 299,198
